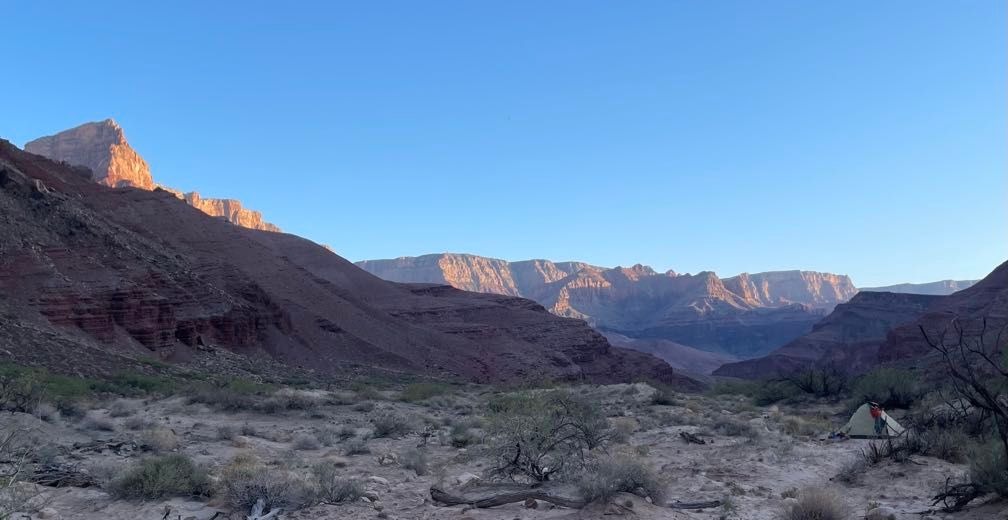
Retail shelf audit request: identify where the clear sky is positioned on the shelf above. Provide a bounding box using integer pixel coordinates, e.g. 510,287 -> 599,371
3,1 -> 1005,287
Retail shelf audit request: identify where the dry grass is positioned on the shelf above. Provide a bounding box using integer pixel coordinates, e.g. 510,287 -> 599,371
777,487 -> 848,520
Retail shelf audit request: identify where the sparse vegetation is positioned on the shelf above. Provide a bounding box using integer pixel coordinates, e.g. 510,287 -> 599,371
342,437 -> 370,455
109,454 -> 211,499
139,427 -> 179,453
371,412 -> 414,438
291,433 -> 321,451
400,447 -> 429,475
400,382 -> 451,402
777,487 -> 848,520
218,456 -> 310,512
576,455 -> 665,503
312,460 -> 364,504
849,368 -> 922,410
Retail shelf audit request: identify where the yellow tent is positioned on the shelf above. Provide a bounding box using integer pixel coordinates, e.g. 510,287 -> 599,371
838,403 -> 905,439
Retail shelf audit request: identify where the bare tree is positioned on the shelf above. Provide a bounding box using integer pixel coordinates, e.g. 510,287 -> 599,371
0,426 -> 37,519
924,317 -> 1008,510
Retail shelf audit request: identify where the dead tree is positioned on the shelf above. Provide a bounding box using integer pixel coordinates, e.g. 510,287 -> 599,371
922,317 -> 1008,509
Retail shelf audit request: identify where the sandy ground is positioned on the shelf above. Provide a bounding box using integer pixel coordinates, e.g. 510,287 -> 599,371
5,384 -> 1006,520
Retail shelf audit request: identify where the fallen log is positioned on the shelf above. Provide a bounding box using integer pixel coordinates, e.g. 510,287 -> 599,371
679,431 -> 706,445
670,499 -> 721,509
431,484 -> 723,511
431,484 -> 587,509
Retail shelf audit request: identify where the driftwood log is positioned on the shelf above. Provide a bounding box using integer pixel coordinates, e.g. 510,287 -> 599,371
431,484 -> 722,511
29,462 -> 98,488
679,431 -> 706,445
431,483 -> 586,509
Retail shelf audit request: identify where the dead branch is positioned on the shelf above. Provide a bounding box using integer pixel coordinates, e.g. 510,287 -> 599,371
679,431 -> 706,445
431,484 -> 721,510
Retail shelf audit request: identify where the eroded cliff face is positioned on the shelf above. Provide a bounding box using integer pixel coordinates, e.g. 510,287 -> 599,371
24,120 -> 280,232
25,119 -> 154,189
356,254 -> 854,357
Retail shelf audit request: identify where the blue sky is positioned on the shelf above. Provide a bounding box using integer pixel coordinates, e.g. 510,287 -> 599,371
3,1 -> 1005,287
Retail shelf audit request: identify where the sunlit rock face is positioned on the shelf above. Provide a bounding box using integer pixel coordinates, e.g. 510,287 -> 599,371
25,119 -> 154,189
25,119 -> 280,232
357,254 -> 859,358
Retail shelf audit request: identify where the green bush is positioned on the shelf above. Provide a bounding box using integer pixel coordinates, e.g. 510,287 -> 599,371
970,441 -> 1008,498
109,454 -> 212,499
400,382 -> 451,402
850,368 -> 923,409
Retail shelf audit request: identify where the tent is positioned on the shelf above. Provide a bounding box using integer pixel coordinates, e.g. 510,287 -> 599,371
838,403 -> 905,439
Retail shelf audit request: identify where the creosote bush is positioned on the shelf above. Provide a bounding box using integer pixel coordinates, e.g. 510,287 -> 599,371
400,448 -> 429,476
109,454 -> 212,499
576,456 -> 665,504
777,487 -> 848,520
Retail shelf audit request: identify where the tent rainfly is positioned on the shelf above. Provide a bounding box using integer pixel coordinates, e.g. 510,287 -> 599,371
838,403 -> 905,439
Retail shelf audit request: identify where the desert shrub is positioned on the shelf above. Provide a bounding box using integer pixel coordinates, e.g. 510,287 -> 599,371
0,426 -> 36,518
400,447 -> 429,476
610,418 -> 637,444
240,423 -> 258,437
107,399 -> 138,418
140,428 -> 179,453
850,368 -> 923,410
970,441 -> 1008,498
186,378 -> 277,411
109,454 -> 211,499
400,382 -> 451,402
777,487 -> 848,520
33,402 -> 59,423
486,390 -> 610,481
291,434 -> 321,451
788,366 -> 848,398
219,458 -> 310,512
371,412 -> 414,438
352,401 -> 376,412
576,456 -> 665,504
342,437 -> 370,455
447,423 -> 478,448
123,415 -> 154,431
834,457 -> 867,484
650,386 -> 679,406
312,461 -> 364,504
313,426 -> 341,447
217,424 -> 237,441
921,427 -> 970,463
712,417 -> 757,438
81,413 -> 116,432
271,389 -> 320,411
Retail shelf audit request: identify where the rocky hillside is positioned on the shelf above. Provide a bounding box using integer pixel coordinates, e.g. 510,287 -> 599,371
0,139 -> 697,388
860,279 -> 977,295
357,253 -> 857,358
714,261 -> 1006,378
713,291 -> 943,378
25,120 -> 280,232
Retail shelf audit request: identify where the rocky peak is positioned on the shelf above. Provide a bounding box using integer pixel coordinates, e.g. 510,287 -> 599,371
25,119 -> 154,189
24,120 -> 280,232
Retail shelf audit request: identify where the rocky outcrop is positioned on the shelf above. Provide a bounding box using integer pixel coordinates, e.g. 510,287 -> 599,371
714,291 -> 942,378
0,140 -> 694,387
25,119 -> 154,189
24,120 -> 280,232
860,279 -> 978,296
357,254 -> 855,358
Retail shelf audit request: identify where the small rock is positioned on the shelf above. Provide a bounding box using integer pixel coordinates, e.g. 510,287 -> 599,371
524,498 -> 538,509
377,453 -> 399,466
866,507 -> 896,520
454,472 -> 481,486
368,476 -> 390,486
373,502 -> 384,511
364,491 -> 381,501
36,508 -> 59,519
